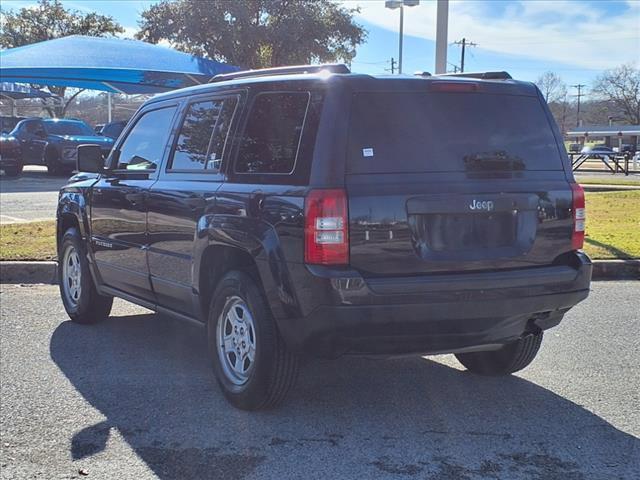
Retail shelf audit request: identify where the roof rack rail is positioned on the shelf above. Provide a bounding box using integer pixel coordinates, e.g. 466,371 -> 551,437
435,71 -> 512,80
210,63 -> 350,83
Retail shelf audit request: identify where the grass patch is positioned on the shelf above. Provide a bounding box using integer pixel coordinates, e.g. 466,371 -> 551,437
0,221 -> 56,261
577,175 -> 640,186
583,190 -> 640,260
0,191 -> 638,262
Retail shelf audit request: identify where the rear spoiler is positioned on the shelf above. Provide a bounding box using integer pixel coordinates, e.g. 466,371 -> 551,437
435,71 -> 512,80
414,71 -> 512,80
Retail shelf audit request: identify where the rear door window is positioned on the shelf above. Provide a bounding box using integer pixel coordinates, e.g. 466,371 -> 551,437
348,92 -> 563,173
235,92 -> 310,174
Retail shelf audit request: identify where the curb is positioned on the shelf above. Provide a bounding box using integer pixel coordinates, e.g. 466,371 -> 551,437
591,259 -> 640,280
1,259 -> 638,284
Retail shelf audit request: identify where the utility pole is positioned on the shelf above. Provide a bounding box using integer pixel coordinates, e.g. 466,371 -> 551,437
453,38 -> 477,73
390,57 -> 396,75
571,84 -> 586,127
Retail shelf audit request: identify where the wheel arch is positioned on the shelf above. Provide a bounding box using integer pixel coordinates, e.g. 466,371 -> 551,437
196,244 -> 263,321
192,214 -> 301,334
57,190 -> 90,249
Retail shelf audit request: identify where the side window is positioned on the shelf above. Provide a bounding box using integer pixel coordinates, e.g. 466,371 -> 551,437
26,121 -> 44,135
116,106 -> 176,171
169,97 -> 237,172
235,92 -> 310,174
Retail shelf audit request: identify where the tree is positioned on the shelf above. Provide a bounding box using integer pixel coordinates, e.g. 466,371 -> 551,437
535,71 -> 567,104
0,0 -> 124,117
592,63 -> 640,125
136,0 -> 366,69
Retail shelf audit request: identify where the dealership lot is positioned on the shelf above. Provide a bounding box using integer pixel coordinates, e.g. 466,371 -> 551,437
0,282 -> 638,479
0,167 -> 66,224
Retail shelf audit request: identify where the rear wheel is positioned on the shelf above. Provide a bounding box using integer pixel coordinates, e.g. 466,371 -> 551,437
207,270 -> 299,410
58,227 -> 113,324
455,332 -> 543,375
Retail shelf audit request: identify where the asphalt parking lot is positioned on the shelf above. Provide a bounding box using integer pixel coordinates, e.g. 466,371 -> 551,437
0,167 -> 68,224
1,282 -> 638,479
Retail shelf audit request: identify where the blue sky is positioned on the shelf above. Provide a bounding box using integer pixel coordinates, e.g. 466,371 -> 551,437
2,0 -> 639,91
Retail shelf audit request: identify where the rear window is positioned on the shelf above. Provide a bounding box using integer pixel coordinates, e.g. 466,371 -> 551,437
347,92 -> 562,173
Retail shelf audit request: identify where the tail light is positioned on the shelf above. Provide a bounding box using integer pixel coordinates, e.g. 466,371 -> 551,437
304,189 -> 349,265
570,182 -> 585,250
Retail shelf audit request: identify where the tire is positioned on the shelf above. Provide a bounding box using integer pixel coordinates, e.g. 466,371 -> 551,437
207,270 -> 299,410
2,164 -> 21,177
455,332 -> 543,376
58,227 -> 113,324
46,150 -> 65,176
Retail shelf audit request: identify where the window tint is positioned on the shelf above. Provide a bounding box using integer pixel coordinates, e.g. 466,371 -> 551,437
116,106 -> 176,171
101,122 -> 126,139
235,92 -> 309,174
26,121 -> 44,134
170,97 -> 237,172
44,120 -> 94,136
348,92 -> 563,173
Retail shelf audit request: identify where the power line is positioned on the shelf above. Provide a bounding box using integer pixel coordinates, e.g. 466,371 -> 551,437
351,60 -> 389,65
571,84 -> 587,127
453,38 -> 477,73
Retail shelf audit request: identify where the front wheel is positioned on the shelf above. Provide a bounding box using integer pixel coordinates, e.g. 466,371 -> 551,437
2,164 -> 22,177
58,227 -> 113,324
207,271 -> 299,410
455,332 -> 543,376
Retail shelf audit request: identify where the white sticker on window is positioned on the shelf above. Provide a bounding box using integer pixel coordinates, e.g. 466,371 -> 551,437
362,148 -> 374,157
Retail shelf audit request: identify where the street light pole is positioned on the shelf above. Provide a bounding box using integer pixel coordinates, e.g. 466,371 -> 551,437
435,0 -> 449,74
386,0 -> 419,75
398,5 -> 404,74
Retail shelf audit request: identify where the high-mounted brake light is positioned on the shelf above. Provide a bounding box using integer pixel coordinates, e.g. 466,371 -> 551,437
570,183 -> 585,250
430,81 -> 479,93
304,189 -> 349,265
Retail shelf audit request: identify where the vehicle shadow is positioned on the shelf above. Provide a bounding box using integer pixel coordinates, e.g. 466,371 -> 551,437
50,312 -> 639,479
585,237 -> 633,260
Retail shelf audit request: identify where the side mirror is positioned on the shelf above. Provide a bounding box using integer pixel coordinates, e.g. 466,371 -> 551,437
77,144 -> 105,173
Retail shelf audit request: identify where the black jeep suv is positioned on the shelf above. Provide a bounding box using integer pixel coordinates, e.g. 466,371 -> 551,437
56,64 -> 591,410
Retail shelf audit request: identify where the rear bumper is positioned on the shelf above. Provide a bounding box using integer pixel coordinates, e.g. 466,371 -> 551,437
278,252 -> 592,356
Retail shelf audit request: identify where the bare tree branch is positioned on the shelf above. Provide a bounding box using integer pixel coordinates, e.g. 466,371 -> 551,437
592,63 -> 640,124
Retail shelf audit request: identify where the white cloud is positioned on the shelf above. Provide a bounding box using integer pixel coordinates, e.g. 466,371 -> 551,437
345,0 -> 640,70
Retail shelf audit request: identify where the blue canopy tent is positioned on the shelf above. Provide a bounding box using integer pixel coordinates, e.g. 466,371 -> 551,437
0,35 -> 239,95
0,82 -> 57,118
0,82 -> 55,100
